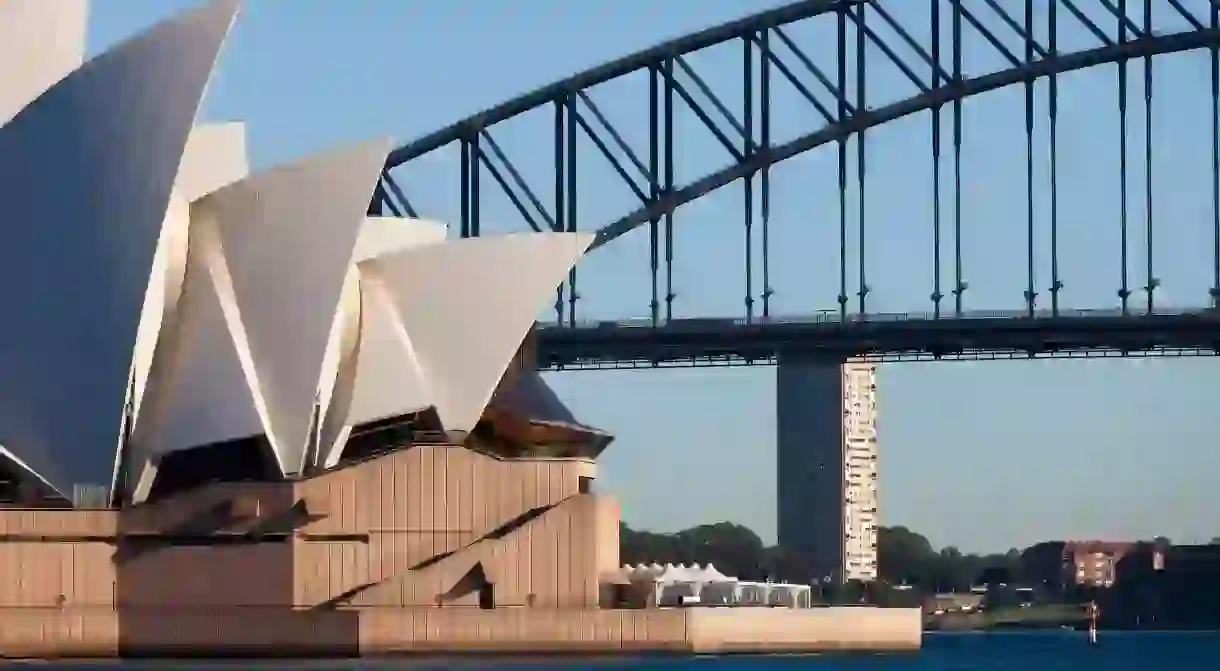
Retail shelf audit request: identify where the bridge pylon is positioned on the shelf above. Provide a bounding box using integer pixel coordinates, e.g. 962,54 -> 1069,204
776,351 -> 878,585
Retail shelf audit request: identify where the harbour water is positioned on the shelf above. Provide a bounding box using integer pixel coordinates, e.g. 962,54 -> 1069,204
24,631 -> 1220,669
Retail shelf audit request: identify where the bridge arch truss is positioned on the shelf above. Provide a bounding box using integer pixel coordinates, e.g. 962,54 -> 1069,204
375,0 -> 1220,332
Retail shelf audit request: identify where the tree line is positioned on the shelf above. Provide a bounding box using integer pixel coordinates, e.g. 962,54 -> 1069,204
620,521 -> 1025,590
620,521 -> 1220,623
623,522 -> 1220,591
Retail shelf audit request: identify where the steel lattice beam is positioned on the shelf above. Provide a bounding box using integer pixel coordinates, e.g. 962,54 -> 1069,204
378,0 -> 1220,362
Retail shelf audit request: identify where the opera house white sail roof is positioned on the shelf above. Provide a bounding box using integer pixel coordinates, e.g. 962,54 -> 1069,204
0,0 -> 598,507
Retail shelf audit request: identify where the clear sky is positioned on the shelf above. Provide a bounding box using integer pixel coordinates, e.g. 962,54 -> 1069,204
89,0 -> 1220,552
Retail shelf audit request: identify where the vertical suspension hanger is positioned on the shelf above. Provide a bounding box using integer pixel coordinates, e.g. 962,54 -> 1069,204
1049,0 -> 1062,316
838,8 -> 850,322
856,1 -> 869,316
761,30 -> 774,319
1142,0 -> 1157,314
1023,0 -> 1037,317
952,0 -> 967,316
743,36 -> 756,323
1212,2 -> 1220,308
931,0 -> 944,319
554,100 -> 566,324
1118,0 -> 1131,315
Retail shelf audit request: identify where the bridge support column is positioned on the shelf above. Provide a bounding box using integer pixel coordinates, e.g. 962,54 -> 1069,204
776,352 -> 879,586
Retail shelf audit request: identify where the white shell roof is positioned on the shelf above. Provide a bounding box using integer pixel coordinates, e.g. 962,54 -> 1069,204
0,0 -> 600,502
136,138 -> 391,477
0,0 -> 241,498
316,217 -> 451,469
0,0 -> 88,126
354,232 -> 594,435
128,122 -> 250,446
317,229 -> 593,471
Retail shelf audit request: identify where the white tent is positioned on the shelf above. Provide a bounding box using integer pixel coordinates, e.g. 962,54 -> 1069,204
621,563 -> 665,582
620,562 -> 815,608
654,564 -> 699,605
768,583 -> 814,608
622,562 -> 741,606
736,581 -> 772,605
734,581 -> 815,608
698,563 -> 734,583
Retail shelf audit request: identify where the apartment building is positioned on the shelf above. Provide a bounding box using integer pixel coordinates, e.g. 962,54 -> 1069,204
1023,540 -> 1135,590
842,361 -> 879,582
777,356 -> 879,584
1067,541 -> 1134,587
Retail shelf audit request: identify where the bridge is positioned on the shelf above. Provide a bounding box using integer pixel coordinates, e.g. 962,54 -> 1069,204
535,308 -> 1220,369
374,0 -> 1220,350
371,0 -> 1220,580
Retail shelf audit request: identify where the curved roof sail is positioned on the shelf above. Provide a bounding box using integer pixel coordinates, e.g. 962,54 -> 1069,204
315,217 -> 449,470
351,216 -> 448,263
129,123 -> 250,433
359,232 -> 594,436
177,122 -> 251,202
0,0 -> 241,498
0,0 -> 88,125
137,138 -> 391,477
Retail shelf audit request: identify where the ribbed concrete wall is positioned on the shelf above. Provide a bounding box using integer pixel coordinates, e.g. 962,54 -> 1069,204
0,442 -> 921,657
348,493 -> 618,609
0,444 -> 593,611
0,607 -> 920,657
290,446 -> 590,606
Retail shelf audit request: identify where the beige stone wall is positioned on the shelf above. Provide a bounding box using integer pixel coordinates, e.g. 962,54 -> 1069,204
117,481 -> 293,535
0,509 -> 119,608
0,608 -> 119,658
686,607 -> 923,653
0,607 -> 921,657
593,495 -> 621,578
0,608 -> 359,658
290,446 -> 591,607
0,444 -> 594,610
349,493 -> 617,609
0,542 -> 116,607
117,544 -> 296,607
0,443 -> 926,659
358,608 -> 691,654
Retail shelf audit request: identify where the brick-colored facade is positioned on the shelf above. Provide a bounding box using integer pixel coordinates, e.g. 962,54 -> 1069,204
0,443 -> 628,654
0,443 -> 922,656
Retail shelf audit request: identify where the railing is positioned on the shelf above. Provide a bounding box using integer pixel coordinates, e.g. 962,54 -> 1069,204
537,306 -> 1217,330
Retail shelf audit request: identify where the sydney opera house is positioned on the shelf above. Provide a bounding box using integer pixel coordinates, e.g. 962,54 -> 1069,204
0,0 -> 917,657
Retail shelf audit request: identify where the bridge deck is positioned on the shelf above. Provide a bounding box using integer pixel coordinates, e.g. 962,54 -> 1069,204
535,310 -> 1220,369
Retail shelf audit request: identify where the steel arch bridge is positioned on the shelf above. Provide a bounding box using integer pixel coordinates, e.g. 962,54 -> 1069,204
371,0 -> 1220,369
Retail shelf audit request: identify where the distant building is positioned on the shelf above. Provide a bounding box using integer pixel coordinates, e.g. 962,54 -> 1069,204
1066,541 -> 1134,587
777,357 -> 879,584
1022,541 -> 1133,590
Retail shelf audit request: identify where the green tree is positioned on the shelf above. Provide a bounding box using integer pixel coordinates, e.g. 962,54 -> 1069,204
619,521 -> 769,580
878,526 -> 937,587
623,521 -> 1039,598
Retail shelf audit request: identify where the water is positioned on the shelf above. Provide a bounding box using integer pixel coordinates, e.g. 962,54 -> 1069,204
24,631 -> 1220,669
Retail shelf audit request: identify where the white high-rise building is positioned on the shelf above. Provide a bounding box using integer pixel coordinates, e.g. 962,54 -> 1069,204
777,357 -> 879,584
841,361 -> 879,582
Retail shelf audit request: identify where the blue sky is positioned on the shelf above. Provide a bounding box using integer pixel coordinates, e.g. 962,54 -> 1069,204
89,0 -> 1220,552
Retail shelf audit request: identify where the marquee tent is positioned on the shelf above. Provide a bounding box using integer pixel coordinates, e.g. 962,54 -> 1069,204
619,563 -> 821,608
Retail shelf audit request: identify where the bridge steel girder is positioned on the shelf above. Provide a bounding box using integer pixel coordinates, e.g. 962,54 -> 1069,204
536,313 -> 1220,369
379,0 -> 1220,333
382,0 -> 867,167
590,27 -> 1220,251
